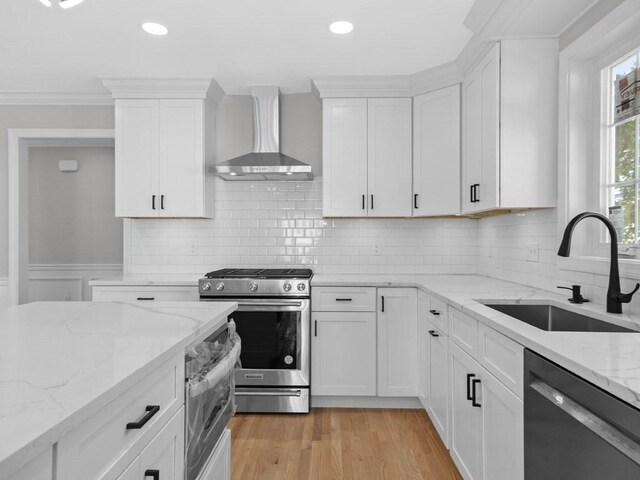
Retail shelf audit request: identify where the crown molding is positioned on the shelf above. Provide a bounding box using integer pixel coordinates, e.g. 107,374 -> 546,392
312,62 -> 462,99
100,77 -> 226,104
0,91 -> 113,106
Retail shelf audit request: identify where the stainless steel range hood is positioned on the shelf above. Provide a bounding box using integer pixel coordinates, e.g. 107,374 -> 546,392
213,87 -> 313,181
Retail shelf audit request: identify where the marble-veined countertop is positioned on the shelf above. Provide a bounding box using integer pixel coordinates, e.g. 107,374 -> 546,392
313,274 -> 640,407
0,301 -> 236,478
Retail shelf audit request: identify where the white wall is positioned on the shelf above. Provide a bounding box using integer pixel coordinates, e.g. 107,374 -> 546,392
129,178 -> 479,276
29,146 -> 122,264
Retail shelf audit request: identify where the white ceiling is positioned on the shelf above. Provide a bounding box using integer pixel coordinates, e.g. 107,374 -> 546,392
0,0 -> 475,95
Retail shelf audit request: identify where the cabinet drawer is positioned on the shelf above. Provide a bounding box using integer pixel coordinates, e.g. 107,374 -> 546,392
449,308 -> 478,359
312,287 -> 376,311
92,286 -> 198,302
57,355 -> 184,480
427,296 -> 449,335
478,323 -> 524,398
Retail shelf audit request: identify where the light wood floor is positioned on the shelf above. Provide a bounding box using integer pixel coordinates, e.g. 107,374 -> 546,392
229,408 -> 462,480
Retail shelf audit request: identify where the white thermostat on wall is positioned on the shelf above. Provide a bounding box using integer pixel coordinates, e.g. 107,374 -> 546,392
58,160 -> 78,172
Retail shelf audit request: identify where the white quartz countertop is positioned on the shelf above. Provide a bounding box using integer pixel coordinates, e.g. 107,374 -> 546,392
0,301 -> 236,478
89,276 -> 199,286
313,274 -> 640,408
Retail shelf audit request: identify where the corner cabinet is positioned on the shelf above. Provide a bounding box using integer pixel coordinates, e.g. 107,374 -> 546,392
461,40 -> 558,215
413,85 -> 461,216
115,99 -> 214,218
322,98 -> 412,217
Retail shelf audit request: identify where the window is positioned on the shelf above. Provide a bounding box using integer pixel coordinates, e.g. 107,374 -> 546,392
605,49 -> 640,244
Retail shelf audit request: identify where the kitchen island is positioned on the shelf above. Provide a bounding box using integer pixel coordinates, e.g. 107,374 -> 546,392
0,300 -> 236,480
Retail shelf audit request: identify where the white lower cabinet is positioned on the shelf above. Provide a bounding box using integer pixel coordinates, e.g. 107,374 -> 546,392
116,458 -> 140,480
377,288 -> 418,397
199,429 -> 231,480
312,311 -> 377,396
7,448 -> 52,480
427,323 -> 449,446
92,285 -> 198,302
449,341 -> 523,480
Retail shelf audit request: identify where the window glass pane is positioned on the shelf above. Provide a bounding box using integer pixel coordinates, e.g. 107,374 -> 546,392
614,120 -> 637,182
610,184 -> 636,243
613,54 -> 638,123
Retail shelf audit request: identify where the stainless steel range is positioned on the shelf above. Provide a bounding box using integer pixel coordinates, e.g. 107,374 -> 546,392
199,268 -> 312,413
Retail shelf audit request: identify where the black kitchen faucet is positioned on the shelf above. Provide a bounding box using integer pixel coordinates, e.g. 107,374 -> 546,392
557,212 -> 639,314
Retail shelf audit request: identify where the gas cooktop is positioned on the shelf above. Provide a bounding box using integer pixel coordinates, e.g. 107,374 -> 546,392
204,268 -> 313,279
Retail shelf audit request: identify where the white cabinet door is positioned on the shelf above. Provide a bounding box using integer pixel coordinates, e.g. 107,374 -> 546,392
158,99 -> 206,218
418,293 -> 431,409
480,370 -> 524,480
116,458 -> 140,480
322,98 -> 369,217
312,311 -> 377,396
139,407 -> 185,480
115,99 -> 159,217
449,341 -> 482,480
478,44 -> 500,213
377,288 -> 418,397
428,324 -> 449,447
413,85 -> 461,216
462,66 -> 482,214
199,429 -> 231,480
367,98 -> 413,217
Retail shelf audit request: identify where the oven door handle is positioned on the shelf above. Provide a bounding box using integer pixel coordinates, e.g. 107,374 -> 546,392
235,388 -> 302,397
236,301 -> 303,308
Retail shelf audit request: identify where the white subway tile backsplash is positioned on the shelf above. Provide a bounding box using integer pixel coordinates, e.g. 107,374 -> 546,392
129,177 -> 479,276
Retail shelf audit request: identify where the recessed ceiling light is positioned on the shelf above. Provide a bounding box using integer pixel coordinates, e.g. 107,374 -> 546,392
329,21 -> 354,35
142,22 -> 169,36
59,0 -> 86,8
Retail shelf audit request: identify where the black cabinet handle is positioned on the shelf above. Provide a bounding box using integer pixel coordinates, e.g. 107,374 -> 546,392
136,297 -> 155,301
371,194 -> 374,210
471,184 -> 480,203
335,298 -> 352,302
429,309 -> 440,316
362,194 -> 365,210
314,320 -> 317,337
469,185 -> 474,203
160,195 -> 165,210
466,373 -> 476,400
145,470 -> 160,480
126,405 -> 160,430
472,379 -> 481,407
381,295 -> 385,312
428,330 -> 439,337
152,195 -> 156,210
414,193 -> 419,210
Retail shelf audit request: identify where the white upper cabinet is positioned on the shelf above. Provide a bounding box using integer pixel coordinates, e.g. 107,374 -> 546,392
104,78 -> 220,219
322,98 -> 412,217
413,85 -> 461,216
322,98 -> 369,217
367,98 -> 413,217
462,40 -> 558,215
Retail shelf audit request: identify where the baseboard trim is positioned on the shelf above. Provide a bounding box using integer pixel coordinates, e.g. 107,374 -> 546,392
311,396 -> 422,409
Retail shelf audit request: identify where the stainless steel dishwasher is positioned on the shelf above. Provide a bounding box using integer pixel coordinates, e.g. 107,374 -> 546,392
524,349 -> 640,479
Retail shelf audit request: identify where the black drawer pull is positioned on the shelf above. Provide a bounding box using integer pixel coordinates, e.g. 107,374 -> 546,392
126,405 -> 160,430
314,320 -> 317,337
429,309 -> 440,316
145,470 -> 160,480
137,297 -> 155,301
428,330 -> 439,337
335,298 -> 353,302
381,295 -> 385,312
466,373 -> 476,400
472,379 -> 482,407
414,193 -> 419,209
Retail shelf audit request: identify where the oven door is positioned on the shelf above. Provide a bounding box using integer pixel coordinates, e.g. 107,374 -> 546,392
204,297 -> 310,388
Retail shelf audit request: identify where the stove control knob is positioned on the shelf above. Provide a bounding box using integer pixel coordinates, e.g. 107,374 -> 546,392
283,283 -> 292,292
297,283 -> 306,292
202,282 -> 211,291
250,283 -> 259,292
215,282 -> 225,291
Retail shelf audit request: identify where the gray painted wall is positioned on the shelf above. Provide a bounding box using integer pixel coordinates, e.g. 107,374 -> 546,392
28,146 -> 122,264
0,105 -> 114,275
213,93 -> 322,174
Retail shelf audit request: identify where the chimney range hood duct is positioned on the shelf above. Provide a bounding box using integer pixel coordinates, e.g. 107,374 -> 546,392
212,87 -> 313,181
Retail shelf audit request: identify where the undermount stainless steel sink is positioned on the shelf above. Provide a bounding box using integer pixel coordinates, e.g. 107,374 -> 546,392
484,304 -> 637,333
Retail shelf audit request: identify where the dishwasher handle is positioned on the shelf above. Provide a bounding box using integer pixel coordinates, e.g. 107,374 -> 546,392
530,378 -> 640,465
